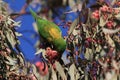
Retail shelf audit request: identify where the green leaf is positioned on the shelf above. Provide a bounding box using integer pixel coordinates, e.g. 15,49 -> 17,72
99,15 -> 107,27
5,29 -> 19,48
84,48 -> 93,60
5,56 -> 17,65
17,52 -> 25,66
102,27 -> 120,34
31,64 -> 41,80
105,34 -> 115,47
51,66 -> 57,80
68,63 -> 78,80
68,17 -> 80,36
115,13 -> 120,20
55,61 -> 67,80
110,0 -> 117,6
15,32 -> 22,36
100,49 -> 106,57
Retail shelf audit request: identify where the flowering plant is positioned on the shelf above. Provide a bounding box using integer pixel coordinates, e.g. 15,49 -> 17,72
0,1 -> 39,80
66,0 -> 120,80
1,0 -> 120,80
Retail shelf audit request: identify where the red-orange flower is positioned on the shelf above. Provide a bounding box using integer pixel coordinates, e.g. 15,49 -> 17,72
46,47 -> 58,61
100,5 -> 109,12
0,15 -> 4,22
106,20 -> 114,29
35,61 -> 48,76
91,10 -> 100,20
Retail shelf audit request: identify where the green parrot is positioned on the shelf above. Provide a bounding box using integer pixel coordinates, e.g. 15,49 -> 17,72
30,9 -> 66,54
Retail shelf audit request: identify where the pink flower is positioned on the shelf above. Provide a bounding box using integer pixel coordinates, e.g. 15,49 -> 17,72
0,15 -> 5,22
115,1 -> 120,6
106,20 -> 114,29
91,10 -> 100,20
46,47 -> 58,61
103,13 -> 108,20
114,9 -> 120,14
29,74 -> 37,80
6,48 -> 11,54
35,61 -> 48,76
100,5 -> 109,12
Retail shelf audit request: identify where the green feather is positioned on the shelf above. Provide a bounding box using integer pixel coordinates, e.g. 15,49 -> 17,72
30,9 -> 66,54
29,8 -> 39,20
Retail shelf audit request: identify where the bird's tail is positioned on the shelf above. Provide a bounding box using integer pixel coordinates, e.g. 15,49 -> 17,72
29,8 -> 38,20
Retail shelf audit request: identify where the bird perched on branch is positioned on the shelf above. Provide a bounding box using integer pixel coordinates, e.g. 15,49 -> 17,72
30,9 -> 66,60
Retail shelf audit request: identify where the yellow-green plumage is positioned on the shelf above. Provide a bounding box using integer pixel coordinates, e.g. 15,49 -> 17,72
30,9 -> 66,54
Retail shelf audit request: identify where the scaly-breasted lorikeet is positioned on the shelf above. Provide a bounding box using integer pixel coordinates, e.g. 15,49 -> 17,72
30,9 -> 66,56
